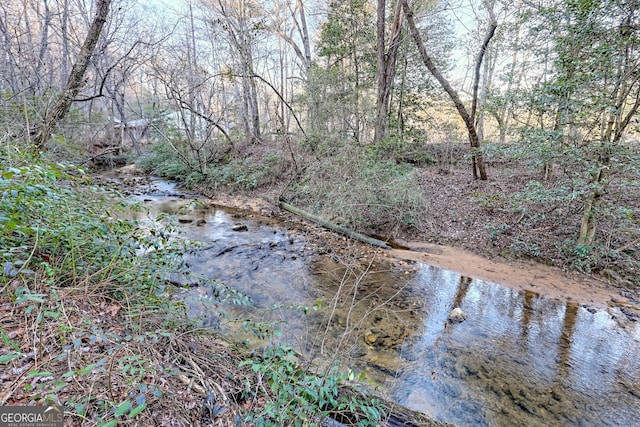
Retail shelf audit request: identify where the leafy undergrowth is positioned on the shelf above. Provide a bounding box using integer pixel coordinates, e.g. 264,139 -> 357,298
0,287 -> 252,426
0,148 -> 389,426
412,143 -> 640,288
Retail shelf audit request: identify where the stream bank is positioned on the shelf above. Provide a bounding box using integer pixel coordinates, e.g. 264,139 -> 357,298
114,167 -> 640,315
106,171 -> 640,427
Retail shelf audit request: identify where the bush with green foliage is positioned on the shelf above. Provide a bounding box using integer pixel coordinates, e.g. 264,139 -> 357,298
368,134 -> 436,166
0,150 -> 188,295
290,147 -> 427,233
138,141 -> 287,191
136,141 -> 192,180
0,147 -> 234,423
241,345 -> 384,426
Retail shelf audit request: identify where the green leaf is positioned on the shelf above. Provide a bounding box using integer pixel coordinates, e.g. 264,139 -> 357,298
114,400 -> 132,417
79,363 -> 97,375
128,402 -> 146,418
74,403 -> 85,416
0,352 -> 22,364
0,329 -> 20,351
150,386 -> 163,398
96,420 -> 118,427
27,370 -> 53,377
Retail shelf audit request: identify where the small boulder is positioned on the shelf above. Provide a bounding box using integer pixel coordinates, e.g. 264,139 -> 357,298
118,164 -> 140,175
448,307 -> 467,323
364,331 -> 378,344
232,224 -> 248,232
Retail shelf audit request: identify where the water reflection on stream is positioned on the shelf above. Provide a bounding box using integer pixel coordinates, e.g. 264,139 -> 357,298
131,179 -> 640,427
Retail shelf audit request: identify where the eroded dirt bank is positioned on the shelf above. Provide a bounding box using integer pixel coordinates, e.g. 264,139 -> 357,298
390,241 -> 637,311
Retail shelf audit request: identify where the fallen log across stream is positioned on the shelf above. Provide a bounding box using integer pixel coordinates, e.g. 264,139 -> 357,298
265,198 -> 392,249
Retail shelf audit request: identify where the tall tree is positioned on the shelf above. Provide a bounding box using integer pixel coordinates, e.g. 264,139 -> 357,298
30,0 -> 113,149
209,0 -> 263,143
317,0 -> 376,143
401,0 -> 496,180
374,0 -> 404,143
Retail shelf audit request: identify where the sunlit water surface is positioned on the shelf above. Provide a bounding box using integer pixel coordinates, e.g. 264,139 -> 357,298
131,179 -> 640,426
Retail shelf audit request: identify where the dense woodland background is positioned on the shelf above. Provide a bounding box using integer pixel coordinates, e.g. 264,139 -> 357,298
1,1 -> 639,424
1,0 -> 639,282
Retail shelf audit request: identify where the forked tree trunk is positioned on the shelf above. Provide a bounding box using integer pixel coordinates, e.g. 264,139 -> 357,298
401,0 -> 489,180
30,0 -> 112,150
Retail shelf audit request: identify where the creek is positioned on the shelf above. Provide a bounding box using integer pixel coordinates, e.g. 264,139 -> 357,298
128,177 -> 640,427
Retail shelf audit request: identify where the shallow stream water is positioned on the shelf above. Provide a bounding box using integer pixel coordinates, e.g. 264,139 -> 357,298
130,178 -> 640,427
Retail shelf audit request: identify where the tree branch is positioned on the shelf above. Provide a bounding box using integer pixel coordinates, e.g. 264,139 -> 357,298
471,3 -> 498,125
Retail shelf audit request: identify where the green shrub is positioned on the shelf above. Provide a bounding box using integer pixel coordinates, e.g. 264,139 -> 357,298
139,142 -> 288,191
0,156 -> 189,295
0,147 -> 199,424
290,147 -> 428,232
241,345 -> 383,426
368,134 -> 436,165
137,141 -> 192,180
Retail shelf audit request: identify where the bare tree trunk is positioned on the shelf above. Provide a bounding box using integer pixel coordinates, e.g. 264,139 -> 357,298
60,0 -> 70,84
577,166 -> 605,245
396,44 -> 408,137
22,0 -> 34,92
278,36 -> 286,133
30,0 -> 112,150
374,0 -> 403,144
375,0 -> 388,143
352,40 -> 361,143
247,50 -> 261,142
470,2 -> 497,125
278,0 -> 312,72
0,6 -> 17,92
401,0 -> 488,180
35,0 -> 52,92
296,0 -> 311,71
291,0 -> 315,131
